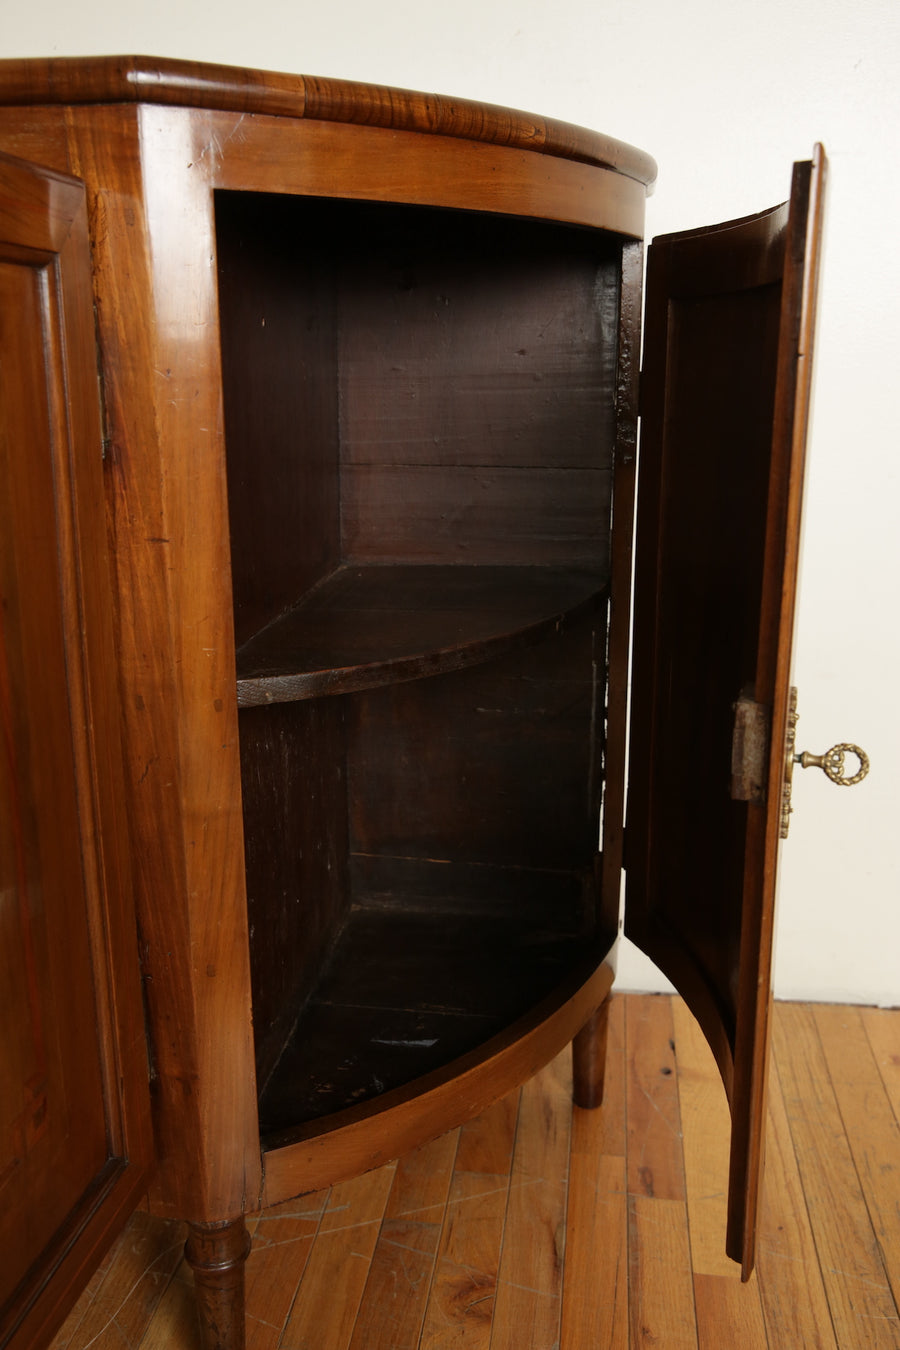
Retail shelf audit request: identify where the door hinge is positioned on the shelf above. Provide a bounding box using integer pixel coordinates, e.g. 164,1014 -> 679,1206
731,696 -> 769,803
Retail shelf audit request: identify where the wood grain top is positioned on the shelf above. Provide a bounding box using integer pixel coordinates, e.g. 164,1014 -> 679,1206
0,55 -> 657,187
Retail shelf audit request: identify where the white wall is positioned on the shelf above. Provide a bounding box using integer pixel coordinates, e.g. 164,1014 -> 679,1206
5,0 -> 898,1005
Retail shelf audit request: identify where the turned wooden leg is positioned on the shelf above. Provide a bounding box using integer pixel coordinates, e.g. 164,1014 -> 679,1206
572,994 -> 610,1110
185,1217 -> 251,1350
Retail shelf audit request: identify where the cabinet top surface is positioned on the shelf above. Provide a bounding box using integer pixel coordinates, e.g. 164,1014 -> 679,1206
0,54 -> 657,189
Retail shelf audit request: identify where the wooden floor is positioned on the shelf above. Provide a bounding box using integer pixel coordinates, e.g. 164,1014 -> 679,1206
50,995 -> 900,1349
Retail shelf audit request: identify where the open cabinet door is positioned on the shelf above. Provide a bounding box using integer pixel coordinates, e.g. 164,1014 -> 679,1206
0,153 -> 153,1349
624,148 -> 826,1276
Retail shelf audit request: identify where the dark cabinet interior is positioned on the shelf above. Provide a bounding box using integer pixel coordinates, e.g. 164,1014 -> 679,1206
215,192 -> 621,1136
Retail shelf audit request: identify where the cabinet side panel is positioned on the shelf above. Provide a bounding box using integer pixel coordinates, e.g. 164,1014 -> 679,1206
239,700 -> 351,1091
0,248 -> 110,1320
0,107 -> 70,171
216,193 -> 342,647
600,239 -> 642,935
0,152 -> 152,1350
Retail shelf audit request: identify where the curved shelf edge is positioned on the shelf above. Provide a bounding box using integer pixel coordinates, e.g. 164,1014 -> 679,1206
257,944 -> 616,1208
236,564 -> 609,707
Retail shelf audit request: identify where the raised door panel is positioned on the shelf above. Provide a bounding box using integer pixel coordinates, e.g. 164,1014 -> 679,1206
625,149 -> 825,1275
0,152 -> 153,1350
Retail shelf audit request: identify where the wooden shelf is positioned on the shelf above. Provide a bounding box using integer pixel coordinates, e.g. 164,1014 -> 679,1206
257,903 -> 604,1139
236,564 -> 608,706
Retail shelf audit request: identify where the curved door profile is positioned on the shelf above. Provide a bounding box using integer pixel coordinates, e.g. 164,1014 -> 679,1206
625,148 -> 826,1275
0,152 -> 152,1350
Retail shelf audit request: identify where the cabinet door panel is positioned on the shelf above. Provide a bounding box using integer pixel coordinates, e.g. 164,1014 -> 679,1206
625,149 -> 825,1275
0,152 -> 152,1350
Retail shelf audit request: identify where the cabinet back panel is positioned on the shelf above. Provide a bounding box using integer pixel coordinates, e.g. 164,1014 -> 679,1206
338,214 -> 619,564
341,464 -> 610,566
338,243 -> 617,465
346,621 -> 603,875
349,853 -> 589,924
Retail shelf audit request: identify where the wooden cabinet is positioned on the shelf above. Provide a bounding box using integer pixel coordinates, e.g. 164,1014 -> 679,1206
0,57 -> 825,1349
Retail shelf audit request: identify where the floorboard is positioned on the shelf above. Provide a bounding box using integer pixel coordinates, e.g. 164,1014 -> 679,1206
773,1003 -> 900,1348
757,1064 -> 838,1349
47,995 -> 900,1349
